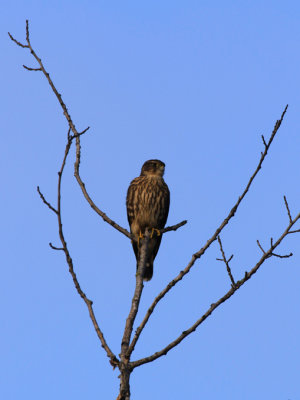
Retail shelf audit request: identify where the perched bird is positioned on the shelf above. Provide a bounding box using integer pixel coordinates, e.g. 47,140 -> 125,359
126,160 -> 170,281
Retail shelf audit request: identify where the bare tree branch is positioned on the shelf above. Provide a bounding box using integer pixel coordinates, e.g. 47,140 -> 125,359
9,21 -> 136,240
118,230 -> 152,399
73,135 -> 133,239
129,106 -> 288,355
70,126 -> 90,139
284,195 -> 292,223
23,65 -> 42,71
216,236 -> 236,287
59,137 -> 119,367
271,252 -> 293,259
8,31 -> 28,48
256,239 -> 266,254
121,230 -> 150,355
131,211 -> 300,368
257,238 -> 292,259
160,220 -> 187,234
49,242 -> 64,251
36,131 -> 119,368
37,186 -> 58,214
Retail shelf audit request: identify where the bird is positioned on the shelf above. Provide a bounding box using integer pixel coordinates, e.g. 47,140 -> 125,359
126,159 -> 170,281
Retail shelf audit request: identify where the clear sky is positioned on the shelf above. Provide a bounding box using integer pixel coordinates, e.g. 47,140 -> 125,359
2,1 -> 300,399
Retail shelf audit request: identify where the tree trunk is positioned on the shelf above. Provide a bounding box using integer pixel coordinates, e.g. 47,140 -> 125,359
118,366 -> 131,400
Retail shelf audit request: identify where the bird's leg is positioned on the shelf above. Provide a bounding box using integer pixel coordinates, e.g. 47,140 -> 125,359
137,231 -> 144,247
150,228 -> 161,238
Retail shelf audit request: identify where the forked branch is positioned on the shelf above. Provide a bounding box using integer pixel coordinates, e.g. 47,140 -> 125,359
129,105 -> 288,355
9,20 -> 186,242
8,20 -> 130,238
37,131 -> 119,367
131,208 -> 300,368
216,236 -> 236,287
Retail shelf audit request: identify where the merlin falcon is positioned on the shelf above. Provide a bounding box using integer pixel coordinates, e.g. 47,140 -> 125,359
126,160 -> 170,281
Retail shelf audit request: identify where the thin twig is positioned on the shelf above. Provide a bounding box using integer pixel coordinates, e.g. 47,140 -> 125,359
272,252 -> 293,258
8,31 -> 28,48
70,126 -> 90,140
129,106 -> 288,355
217,236 -> 236,287
25,20 -> 30,42
160,220 -> 187,234
257,238 -> 291,258
131,210 -> 300,368
23,65 -> 42,71
284,195 -> 292,223
256,239 -> 266,254
37,186 -> 58,214
49,242 -> 64,251
288,229 -> 300,234
73,136 -> 133,239
261,134 -> 267,148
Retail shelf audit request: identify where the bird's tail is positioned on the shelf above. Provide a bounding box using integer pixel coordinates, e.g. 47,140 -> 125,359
136,261 -> 153,281
143,261 -> 153,281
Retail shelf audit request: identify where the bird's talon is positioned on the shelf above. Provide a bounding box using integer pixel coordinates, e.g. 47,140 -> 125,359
137,231 -> 144,247
151,228 -> 161,238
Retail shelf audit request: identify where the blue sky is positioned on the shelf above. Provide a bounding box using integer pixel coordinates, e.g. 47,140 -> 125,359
2,2 -> 300,399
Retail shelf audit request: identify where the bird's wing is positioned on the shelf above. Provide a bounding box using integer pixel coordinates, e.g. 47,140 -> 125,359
126,177 -> 141,227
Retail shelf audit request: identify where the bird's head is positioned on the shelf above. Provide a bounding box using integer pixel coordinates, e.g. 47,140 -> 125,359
140,159 -> 165,177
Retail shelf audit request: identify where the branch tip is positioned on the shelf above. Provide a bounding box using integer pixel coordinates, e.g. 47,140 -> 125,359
256,240 -> 265,254
23,65 -> 41,71
261,134 -> 267,148
217,236 -> 236,287
70,126 -> 90,141
160,219 -> 187,234
8,31 -> 29,48
283,195 -> 292,223
272,252 -> 293,259
49,242 -> 64,251
288,229 -> 300,234
26,20 -> 29,43
37,186 -> 58,214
